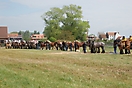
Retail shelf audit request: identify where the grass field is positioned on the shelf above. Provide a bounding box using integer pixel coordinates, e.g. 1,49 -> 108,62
0,47 -> 132,88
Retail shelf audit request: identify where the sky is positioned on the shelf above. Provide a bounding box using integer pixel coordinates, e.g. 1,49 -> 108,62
0,0 -> 132,37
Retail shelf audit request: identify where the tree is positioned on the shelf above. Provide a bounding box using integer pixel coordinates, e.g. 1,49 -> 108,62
41,4 -> 90,41
18,31 -> 24,35
23,30 -> 30,41
10,31 -> 18,34
33,30 -> 40,34
49,37 -> 56,42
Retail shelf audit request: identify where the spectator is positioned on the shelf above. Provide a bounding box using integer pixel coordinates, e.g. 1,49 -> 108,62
69,41 -> 73,51
74,40 -> 78,52
113,39 -> 118,54
82,41 -> 87,53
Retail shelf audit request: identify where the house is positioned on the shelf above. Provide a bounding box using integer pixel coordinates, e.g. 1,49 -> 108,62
8,33 -> 22,40
106,32 -> 116,40
106,31 -> 123,40
0,26 -> 8,44
98,32 -> 106,40
30,34 -> 46,40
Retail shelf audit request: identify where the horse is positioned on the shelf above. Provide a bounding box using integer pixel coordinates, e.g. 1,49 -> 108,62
67,41 -> 74,51
0,43 -> 2,48
19,40 -> 28,49
50,42 -> 56,50
4,40 -> 11,49
40,41 -> 46,50
73,40 -> 84,52
61,41 -> 69,51
53,41 -> 63,50
87,40 -> 105,53
27,41 -> 36,49
5,42 -> 12,49
11,41 -> 20,49
117,38 -> 132,54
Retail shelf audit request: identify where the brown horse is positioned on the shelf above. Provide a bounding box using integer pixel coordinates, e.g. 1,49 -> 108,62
67,42 -> 74,51
74,41 -> 84,52
12,42 -> 20,49
50,42 -> 56,50
117,38 -> 132,54
53,41 -> 63,50
5,42 -> 12,49
19,41 -> 28,49
40,42 -> 46,50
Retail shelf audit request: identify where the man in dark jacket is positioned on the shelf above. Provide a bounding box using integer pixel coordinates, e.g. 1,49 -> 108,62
69,41 -> 73,51
74,40 -> 78,52
82,41 -> 87,53
113,39 -> 118,54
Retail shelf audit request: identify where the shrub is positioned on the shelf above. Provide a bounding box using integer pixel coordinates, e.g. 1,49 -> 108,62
49,37 -> 57,42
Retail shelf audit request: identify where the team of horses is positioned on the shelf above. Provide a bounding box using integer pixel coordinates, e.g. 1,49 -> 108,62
40,40 -> 84,51
4,38 -> 132,54
116,37 -> 132,54
4,39 -> 106,53
5,40 -> 37,49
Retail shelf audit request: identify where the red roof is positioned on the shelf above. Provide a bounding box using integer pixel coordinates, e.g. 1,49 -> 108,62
8,33 -> 18,38
107,32 -> 115,36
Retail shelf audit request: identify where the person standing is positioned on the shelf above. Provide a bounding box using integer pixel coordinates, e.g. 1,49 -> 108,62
113,39 -> 118,54
129,35 -> 132,49
62,41 -> 65,51
129,35 -> 132,41
74,40 -> 77,52
82,41 -> 87,53
69,41 -> 73,51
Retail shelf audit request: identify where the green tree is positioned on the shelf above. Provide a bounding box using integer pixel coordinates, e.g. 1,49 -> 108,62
49,37 -> 56,42
10,31 -> 18,34
18,31 -> 24,35
23,30 -> 30,41
33,30 -> 40,34
41,4 -> 90,41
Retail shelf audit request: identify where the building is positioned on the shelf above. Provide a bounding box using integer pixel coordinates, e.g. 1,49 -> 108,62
98,32 -> 106,40
106,31 -> 122,40
8,33 -> 22,40
0,26 -> 8,44
30,34 -> 46,40
106,32 -> 116,40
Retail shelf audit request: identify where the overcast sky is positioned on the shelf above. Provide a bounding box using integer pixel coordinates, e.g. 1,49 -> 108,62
0,0 -> 132,37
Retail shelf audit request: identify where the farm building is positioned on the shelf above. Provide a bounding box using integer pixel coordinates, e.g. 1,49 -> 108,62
8,33 -> 22,40
30,34 -> 46,40
0,26 -> 8,44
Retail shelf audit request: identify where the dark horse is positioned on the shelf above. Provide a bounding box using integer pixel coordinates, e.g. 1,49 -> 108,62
87,40 -> 105,53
